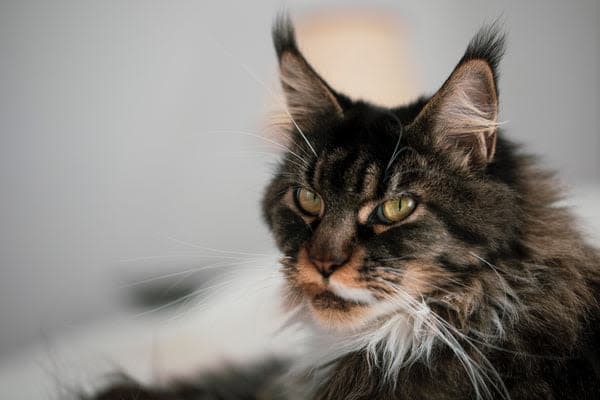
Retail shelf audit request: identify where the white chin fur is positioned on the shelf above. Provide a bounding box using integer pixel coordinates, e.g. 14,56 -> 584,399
329,281 -> 376,304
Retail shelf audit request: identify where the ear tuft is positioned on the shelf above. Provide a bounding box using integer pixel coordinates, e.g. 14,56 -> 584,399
271,13 -> 343,134
272,13 -> 299,58
411,24 -> 506,167
460,22 -> 506,95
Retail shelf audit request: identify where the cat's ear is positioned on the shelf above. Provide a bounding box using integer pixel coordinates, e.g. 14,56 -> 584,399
412,26 -> 505,167
272,15 -> 344,133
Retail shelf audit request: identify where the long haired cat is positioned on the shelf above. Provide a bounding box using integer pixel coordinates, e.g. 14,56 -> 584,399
90,14 -> 600,400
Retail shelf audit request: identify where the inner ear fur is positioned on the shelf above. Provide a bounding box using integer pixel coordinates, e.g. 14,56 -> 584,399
413,59 -> 499,167
272,15 -> 343,134
278,51 -> 344,131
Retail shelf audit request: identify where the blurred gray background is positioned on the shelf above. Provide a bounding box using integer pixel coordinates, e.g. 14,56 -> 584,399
0,0 -> 598,358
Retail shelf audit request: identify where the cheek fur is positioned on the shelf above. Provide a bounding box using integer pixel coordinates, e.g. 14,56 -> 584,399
293,247 -> 325,296
271,206 -> 312,255
396,260 -> 452,297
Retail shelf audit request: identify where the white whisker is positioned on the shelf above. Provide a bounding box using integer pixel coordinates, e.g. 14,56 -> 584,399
118,260 -> 267,289
207,36 -> 318,158
209,129 -> 312,168
163,235 -> 272,257
117,254 -> 262,263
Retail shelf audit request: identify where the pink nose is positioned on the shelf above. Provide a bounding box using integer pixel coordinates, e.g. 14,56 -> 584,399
310,256 -> 348,278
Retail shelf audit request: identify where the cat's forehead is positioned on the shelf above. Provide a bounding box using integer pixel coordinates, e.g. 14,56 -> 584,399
311,147 -> 378,194
297,139 -> 427,201
333,111 -> 418,155
286,106 -> 433,198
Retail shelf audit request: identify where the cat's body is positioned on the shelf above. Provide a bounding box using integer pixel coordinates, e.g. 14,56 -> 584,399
89,15 -> 600,400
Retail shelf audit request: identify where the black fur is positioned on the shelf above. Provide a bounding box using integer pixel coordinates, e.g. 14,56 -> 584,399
83,360 -> 287,400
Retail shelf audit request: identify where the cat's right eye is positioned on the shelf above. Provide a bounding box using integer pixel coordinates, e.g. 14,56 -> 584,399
294,188 -> 322,217
375,195 -> 416,224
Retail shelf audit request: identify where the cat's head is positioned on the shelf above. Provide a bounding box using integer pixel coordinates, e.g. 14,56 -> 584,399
263,15 -> 518,334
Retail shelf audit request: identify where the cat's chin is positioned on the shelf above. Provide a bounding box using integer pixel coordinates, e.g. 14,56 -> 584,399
281,248 -> 384,331
306,291 -> 373,331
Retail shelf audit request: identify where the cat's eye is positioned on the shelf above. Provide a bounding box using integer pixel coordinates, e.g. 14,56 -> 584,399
376,195 -> 416,224
295,188 -> 322,216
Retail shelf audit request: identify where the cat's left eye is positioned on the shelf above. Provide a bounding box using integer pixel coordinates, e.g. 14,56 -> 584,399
376,195 -> 416,224
295,188 -> 322,216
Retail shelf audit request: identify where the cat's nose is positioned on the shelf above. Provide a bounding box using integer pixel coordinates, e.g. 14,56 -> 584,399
309,255 -> 349,278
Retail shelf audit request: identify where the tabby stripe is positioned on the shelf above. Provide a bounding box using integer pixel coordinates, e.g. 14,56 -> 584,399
330,151 -> 359,190
359,162 -> 380,198
436,254 -> 475,272
427,202 -> 488,245
344,152 -> 367,193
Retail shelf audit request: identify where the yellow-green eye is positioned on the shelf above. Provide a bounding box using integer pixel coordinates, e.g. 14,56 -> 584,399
295,188 -> 322,216
377,195 -> 416,224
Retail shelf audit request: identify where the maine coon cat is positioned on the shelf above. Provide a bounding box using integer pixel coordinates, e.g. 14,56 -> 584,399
91,14 -> 600,400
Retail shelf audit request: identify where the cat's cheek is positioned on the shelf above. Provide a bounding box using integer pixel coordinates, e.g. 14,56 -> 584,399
271,207 -> 311,254
290,247 -> 327,295
399,260 -> 453,297
295,255 -> 325,297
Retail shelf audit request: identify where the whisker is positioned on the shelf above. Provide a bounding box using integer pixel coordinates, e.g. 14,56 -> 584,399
427,311 -> 511,399
224,150 -> 311,172
209,129 -> 312,168
373,266 -> 464,287
377,271 -> 559,362
133,275 -> 241,318
118,259 -> 266,289
203,268 -> 282,312
378,285 -> 510,400
385,123 -> 404,174
170,265 -> 282,322
164,235 -> 272,257
367,255 -> 414,263
207,35 -> 318,157
373,266 -> 511,306
469,253 -> 521,321
117,253 -> 262,263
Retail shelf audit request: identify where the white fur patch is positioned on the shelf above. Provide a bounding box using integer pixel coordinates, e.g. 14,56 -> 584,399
328,281 -> 376,304
287,282 -> 512,400
288,293 -> 436,389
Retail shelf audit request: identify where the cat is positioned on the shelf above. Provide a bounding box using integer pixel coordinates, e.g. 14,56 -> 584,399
88,14 -> 600,400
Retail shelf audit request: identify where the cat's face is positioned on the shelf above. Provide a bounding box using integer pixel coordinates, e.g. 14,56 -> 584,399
263,18 -> 518,332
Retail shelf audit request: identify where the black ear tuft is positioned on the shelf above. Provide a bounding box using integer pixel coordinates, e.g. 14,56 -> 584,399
270,12 -> 344,134
410,22 -> 506,168
459,22 -> 507,95
272,13 -> 299,59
